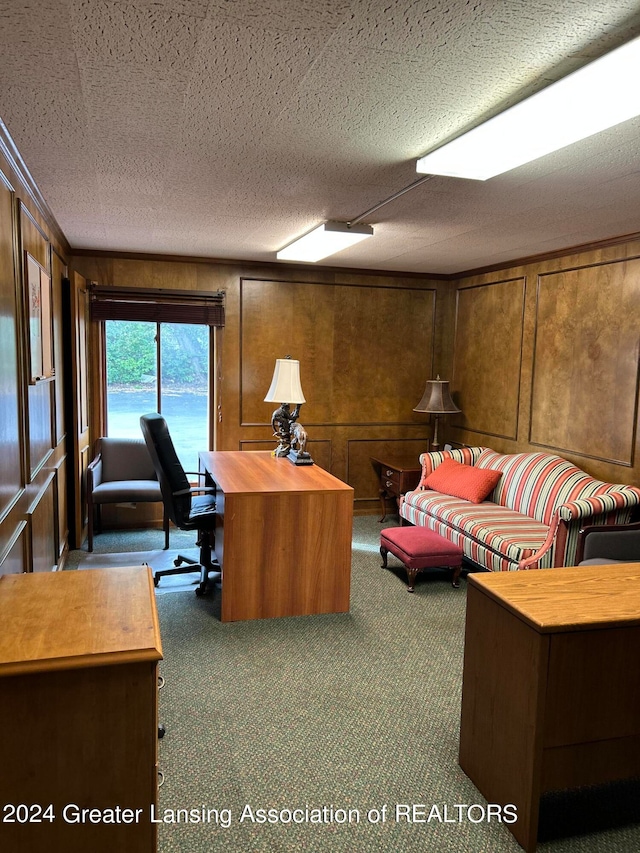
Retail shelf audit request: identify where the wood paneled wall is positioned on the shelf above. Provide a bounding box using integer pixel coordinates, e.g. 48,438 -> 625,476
0,131 -> 70,577
447,240 -> 640,485
71,256 -> 444,515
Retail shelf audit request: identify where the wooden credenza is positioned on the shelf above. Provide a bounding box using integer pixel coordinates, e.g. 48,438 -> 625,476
200,451 -> 354,622
0,566 -> 163,853
460,563 -> 640,852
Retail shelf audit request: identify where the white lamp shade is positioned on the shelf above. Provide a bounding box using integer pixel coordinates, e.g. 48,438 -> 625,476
264,358 -> 306,403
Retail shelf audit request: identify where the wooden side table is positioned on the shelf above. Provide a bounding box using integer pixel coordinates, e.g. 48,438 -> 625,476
370,456 -> 422,522
460,563 -> 640,852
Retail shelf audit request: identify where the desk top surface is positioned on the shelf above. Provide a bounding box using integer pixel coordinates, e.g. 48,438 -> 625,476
468,563 -> 640,632
200,450 -> 353,495
0,566 -> 162,676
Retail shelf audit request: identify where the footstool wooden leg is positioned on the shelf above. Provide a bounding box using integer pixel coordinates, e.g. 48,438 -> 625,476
406,568 -> 418,592
451,563 -> 461,588
380,545 -> 388,568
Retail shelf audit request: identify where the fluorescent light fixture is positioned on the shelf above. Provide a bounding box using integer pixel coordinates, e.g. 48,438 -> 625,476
277,221 -> 374,262
416,34 -> 640,180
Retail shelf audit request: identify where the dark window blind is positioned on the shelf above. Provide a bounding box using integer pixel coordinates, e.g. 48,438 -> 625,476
89,285 -> 225,326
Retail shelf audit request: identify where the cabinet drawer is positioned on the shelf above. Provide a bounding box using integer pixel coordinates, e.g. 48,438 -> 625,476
380,470 -> 401,492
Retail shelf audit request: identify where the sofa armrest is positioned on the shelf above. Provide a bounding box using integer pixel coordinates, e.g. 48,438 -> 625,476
557,491 -> 640,522
517,490 -> 640,570
517,513 -> 563,570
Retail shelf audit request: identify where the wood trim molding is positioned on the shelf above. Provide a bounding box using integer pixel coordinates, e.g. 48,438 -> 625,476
70,233 -> 640,283
456,230 -> 640,279
71,248 -> 450,281
0,120 -> 70,255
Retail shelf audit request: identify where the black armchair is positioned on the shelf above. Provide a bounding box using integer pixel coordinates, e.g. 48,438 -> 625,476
576,520 -> 640,565
140,413 -> 220,596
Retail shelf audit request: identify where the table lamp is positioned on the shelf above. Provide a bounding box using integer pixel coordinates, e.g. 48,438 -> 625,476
264,356 -> 313,465
413,375 -> 460,452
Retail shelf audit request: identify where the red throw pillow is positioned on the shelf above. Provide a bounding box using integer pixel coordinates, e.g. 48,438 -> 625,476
423,458 -> 501,503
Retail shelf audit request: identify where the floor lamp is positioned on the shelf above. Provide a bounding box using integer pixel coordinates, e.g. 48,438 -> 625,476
413,376 -> 461,452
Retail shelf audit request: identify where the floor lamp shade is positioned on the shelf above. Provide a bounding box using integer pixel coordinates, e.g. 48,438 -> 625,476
414,376 -> 460,451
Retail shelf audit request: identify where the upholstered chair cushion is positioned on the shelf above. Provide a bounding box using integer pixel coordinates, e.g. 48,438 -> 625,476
99,437 -> 158,482
91,479 -> 162,505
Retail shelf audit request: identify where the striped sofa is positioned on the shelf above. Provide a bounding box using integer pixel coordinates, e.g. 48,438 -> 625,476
399,446 -> 640,572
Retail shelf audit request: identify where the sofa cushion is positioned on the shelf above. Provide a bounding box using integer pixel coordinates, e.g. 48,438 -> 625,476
423,458 -> 502,504
402,489 -> 550,565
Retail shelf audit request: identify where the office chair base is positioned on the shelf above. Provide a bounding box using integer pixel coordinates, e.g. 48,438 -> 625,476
153,562 -> 221,595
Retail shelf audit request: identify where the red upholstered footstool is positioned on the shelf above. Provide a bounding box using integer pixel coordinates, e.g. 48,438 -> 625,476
380,526 -> 463,592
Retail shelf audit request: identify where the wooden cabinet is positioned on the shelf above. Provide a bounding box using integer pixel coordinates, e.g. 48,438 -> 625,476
0,567 -> 162,853
460,563 -> 640,852
370,456 -> 422,521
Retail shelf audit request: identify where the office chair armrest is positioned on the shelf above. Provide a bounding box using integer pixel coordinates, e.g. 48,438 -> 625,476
173,486 -> 216,497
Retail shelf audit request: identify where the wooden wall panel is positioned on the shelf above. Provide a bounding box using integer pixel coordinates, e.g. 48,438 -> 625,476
20,204 -> 54,477
0,522 -> 27,575
531,261 -> 640,465
51,249 -> 66,444
452,279 -> 525,441
237,278 -> 436,506
55,461 -> 67,560
0,172 -> 23,522
451,241 -> 640,486
30,473 -> 57,572
240,278 -> 436,426
0,125 -> 71,575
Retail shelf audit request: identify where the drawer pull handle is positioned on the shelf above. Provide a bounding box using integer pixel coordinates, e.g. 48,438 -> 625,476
385,469 -> 394,476
158,769 -> 165,788
385,480 -> 393,488
158,675 -> 165,690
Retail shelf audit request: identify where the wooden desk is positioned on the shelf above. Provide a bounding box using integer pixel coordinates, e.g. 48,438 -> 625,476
0,566 -> 162,853
200,451 -> 353,622
459,563 -> 640,852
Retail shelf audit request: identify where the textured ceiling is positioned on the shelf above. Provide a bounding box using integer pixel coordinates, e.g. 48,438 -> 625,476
1,0 -> 640,274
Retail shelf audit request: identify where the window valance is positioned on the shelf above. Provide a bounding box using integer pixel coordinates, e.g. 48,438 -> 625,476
89,284 -> 225,326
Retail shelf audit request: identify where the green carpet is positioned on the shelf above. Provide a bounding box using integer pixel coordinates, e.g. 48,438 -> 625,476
145,516 -> 640,853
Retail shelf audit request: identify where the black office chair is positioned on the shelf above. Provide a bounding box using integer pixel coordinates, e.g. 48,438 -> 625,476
140,412 -> 220,596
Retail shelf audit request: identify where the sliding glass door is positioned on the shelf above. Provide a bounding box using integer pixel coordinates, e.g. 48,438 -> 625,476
105,320 -> 210,472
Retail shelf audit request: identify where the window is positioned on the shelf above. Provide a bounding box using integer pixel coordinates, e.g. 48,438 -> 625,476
105,320 -> 210,471
91,285 -> 224,473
